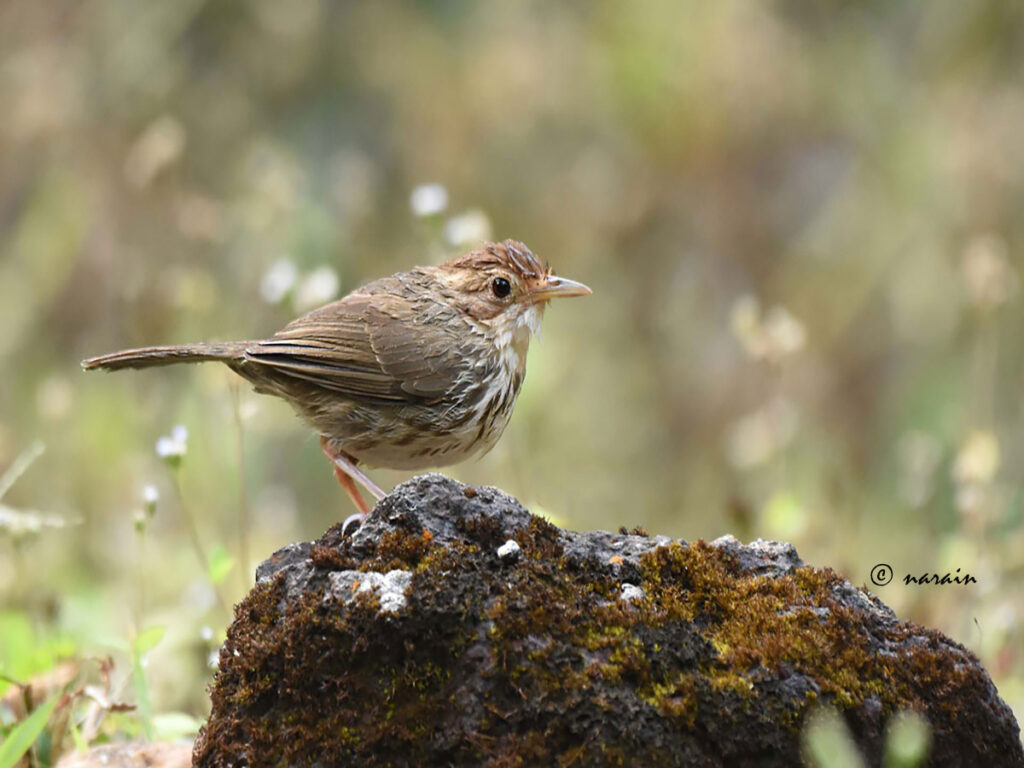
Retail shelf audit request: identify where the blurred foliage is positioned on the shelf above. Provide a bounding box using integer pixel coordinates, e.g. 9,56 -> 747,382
1,0 -> 1023,754
801,706 -> 931,768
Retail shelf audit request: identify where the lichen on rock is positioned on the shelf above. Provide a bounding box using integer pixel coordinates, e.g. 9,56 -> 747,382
193,475 -> 1023,767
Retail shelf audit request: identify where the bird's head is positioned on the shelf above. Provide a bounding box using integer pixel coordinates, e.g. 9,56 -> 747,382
438,240 -> 591,343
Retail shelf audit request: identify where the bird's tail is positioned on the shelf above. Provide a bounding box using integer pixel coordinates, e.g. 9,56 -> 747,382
82,342 -> 252,371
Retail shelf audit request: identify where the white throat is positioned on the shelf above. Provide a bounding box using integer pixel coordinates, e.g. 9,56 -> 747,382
493,303 -> 543,373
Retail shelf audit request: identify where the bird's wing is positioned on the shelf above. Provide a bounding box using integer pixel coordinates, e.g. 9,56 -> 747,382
242,290 -> 470,403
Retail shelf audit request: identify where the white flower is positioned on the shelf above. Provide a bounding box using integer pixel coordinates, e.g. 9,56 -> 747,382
762,306 -> 806,357
730,295 -> 806,363
142,484 -> 159,516
443,209 -> 492,246
156,425 -> 188,467
953,430 -> 1000,485
0,508 -> 77,538
294,266 -> 340,312
154,438 -> 178,458
260,258 -> 298,304
409,183 -> 448,217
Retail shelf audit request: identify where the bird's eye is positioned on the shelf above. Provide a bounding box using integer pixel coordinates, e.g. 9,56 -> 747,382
491,277 -> 512,299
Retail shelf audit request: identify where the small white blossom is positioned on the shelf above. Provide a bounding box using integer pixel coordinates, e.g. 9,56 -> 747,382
200,625 -> 214,642
409,183 -> 448,217
260,258 -> 298,304
730,295 -> 806,363
444,209 -> 492,246
156,425 -> 188,467
142,484 -> 159,516
952,430 -> 1000,485
154,438 -> 179,459
294,266 -> 340,312
762,306 -> 806,357
0,508 -> 77,538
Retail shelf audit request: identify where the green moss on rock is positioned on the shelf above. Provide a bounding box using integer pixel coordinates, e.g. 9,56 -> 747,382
194,475 -> 1023,767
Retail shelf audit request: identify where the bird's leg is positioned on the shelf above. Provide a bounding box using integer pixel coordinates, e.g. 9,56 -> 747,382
334,450 -> 387,501
319,438 -> 386,520
333,463 -> 371,517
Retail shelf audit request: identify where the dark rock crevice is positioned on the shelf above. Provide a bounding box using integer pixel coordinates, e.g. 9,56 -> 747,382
194,474 -> 1023,767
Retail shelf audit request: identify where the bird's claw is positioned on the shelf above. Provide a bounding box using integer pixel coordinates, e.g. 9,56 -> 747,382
341,512 -> 364,537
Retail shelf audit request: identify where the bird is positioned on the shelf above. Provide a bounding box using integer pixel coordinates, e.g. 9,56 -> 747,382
83,240 -> 591,527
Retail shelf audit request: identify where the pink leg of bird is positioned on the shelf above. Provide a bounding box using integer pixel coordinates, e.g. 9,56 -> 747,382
320,437 -> 386,520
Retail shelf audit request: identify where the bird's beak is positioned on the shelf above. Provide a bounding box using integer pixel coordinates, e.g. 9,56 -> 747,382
530,275 -> 593,303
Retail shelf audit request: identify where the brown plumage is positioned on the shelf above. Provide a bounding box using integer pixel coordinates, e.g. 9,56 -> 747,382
83,240 -> 591,521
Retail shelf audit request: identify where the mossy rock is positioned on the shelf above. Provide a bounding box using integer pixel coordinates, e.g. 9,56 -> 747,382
193,475 -> 1023,767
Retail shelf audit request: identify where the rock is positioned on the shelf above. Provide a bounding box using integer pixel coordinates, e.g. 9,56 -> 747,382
619,582 -> 645,603
194,474 -> 1023,767
496,538 -> 521,561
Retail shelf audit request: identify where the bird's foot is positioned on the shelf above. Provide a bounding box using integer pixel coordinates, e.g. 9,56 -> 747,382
341,512 -> 364,537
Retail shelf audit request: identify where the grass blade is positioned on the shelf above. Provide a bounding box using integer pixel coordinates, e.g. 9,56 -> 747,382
0,694 -> 59,768
0,442 -> 44,502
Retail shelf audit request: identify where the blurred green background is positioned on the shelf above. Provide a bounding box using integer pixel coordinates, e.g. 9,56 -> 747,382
1,0 -> 1022,751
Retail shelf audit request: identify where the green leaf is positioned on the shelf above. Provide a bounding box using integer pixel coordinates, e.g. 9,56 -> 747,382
803,706 -> 866,768
132,646 -> 154,740
0,695 -> 59,768
0,613 -> 34,695
152,711 -> 203,740
68,717 -> 88,753
763,491 -> 807,540
0,611 -> 76,698
133,625 -> 166,656
130,624 -> 165,741
207,545 -> 235,586
885,710 -> 931,768
93,634 -> 130,654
